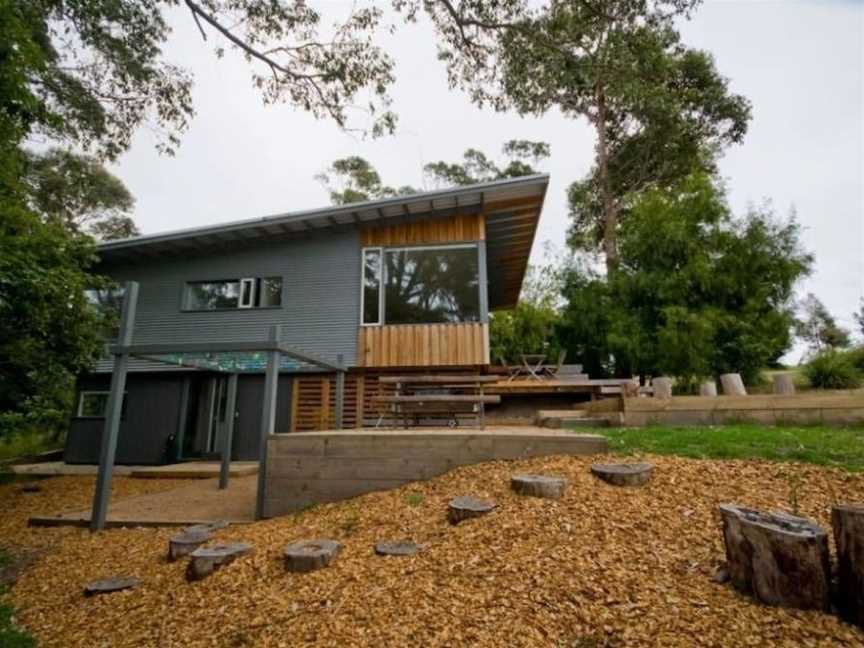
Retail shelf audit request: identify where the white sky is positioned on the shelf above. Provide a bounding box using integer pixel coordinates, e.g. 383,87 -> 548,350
110,0 -> 864,351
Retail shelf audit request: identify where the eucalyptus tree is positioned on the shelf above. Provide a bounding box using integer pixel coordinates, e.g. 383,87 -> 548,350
405,0 -> 751,272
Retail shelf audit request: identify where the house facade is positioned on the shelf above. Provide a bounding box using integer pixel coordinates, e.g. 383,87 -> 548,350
65,174 -> 548,465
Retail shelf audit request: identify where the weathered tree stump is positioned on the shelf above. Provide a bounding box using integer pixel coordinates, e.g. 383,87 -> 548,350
84,576 -> 140,597
832,504 -> 864,627
510,474 -> 567,500
185,542 -> 252,582
447,496 -> 496,524
622,381 -> 640,398
590,463 -> 653,487
720,373 -> 747,396
283,539 -> 341,573
773,374 -> 796,395
652,376 -> 673,399
168,529 -> 211,562
719,504 -> 830,610
699,380 -> 718,397
374,540 -> 420,557
184,520 -> 229,535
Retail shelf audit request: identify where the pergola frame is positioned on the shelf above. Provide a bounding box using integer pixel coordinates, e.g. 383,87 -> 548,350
90,281 -> 347,531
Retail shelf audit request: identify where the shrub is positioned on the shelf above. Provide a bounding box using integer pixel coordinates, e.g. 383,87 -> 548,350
845,345 -> 864,373
803,350 -> 862,390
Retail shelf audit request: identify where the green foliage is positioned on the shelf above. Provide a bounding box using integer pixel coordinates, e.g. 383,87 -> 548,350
796,293 -> 851,352
600,424 -> 864,472
557,173 -> 812,384
23,148 -> 138,240
405,491 -> 424,507
854,301 -> 864,338
489,302 -> 561,365
318,140 -> 548,205
803,350 -> 862,390
845,346 -> 864,373
0,600 -> 35,648
0,209 -> 107,437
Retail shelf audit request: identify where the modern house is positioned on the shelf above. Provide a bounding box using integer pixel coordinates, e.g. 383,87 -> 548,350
65,174 -> 549,465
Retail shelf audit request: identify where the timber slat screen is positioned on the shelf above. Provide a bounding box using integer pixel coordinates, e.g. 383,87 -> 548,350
359,212 -> 484,246
357,322 -> 489,367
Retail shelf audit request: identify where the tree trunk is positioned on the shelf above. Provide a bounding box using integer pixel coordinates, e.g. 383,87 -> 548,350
186,542 -> 252,581
699,380 -> 718,397
720,373 -> 747,396
594,82 -> 619,274
773,374 -> 796,395
511,474 -> 567,500
591,463 -> 653,487
168,530 -> 210,562
832,504 -> 864,627
652,377 -> 673,399
283,539 -> 342,572
448,496 -> 496,524
719,504 -> 831,611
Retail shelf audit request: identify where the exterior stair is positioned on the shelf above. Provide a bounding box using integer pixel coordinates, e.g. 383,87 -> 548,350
535,409 -> 613,429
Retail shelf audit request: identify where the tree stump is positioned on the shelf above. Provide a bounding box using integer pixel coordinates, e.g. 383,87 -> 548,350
510,474 -> 567,500
622,381 -> 640,398
186,542 -> 252,582
283,539 -> 341,573
773,374 -> 796,395
832,504 -> 864,627
652,376 -> 673,399
699,380 -> 718,397
590,463 -> 653,487
184,520 -> 229,535
447,496 -> 496,524
84,576 -> 140,597
374,540 -> 420,557
168,529 -> 211,562
720,373 -> 747,396
719,504 -> 830,610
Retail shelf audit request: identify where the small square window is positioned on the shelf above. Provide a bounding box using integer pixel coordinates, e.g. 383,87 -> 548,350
77,391 -> 128,418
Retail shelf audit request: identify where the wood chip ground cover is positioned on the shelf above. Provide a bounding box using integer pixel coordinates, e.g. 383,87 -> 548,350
3,456 -> 864,647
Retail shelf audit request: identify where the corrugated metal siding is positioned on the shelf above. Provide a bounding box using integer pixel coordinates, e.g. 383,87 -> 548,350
96,230 -> 361,370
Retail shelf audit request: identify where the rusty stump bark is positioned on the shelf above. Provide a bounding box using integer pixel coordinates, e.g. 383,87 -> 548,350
511,474 -> 567,500
720,373 -> 747,396
719,504 -> 830,611
832,504 -> 864,627
448,496 -> 496,524
284,539 -> 341,573
186,542 -> 252,582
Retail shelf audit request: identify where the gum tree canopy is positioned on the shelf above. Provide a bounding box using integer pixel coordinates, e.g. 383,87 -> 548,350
406,0 -> 751,272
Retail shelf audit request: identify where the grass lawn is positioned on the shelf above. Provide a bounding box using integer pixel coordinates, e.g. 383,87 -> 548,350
601,423 -> 864,471
0,433 -> 61,465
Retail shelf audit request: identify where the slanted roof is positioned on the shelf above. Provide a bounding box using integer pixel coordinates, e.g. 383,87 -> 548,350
98,174 -> 549,310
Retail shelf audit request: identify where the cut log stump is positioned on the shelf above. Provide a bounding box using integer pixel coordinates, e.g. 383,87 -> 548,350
719,504 -> 830,611
84,576 -> 140,597
591,463 -> 654,487
720,373 -> 747,396
374,540 -> 421,557
186,542 -> 252,582
168,529 -> 211,562
184,520 -> 229,535
448,496 -> 496,524
699,380 -> 718,397
832,504 -> 864,627
511,474 -> 567,500
773,374 -> 796,395
652,377 -> 673,399
284,539 -> 341,573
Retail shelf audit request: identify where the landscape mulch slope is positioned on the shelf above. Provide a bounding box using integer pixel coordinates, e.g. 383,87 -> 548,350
5,455 -> 864,647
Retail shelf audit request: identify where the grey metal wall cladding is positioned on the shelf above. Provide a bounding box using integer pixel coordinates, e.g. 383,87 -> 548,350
233,375 -> 293,461
65,374 -> 185,465
100,230 -> 361,368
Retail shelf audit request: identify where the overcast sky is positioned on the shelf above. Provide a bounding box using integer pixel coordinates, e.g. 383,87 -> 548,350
110,0 -> 864,353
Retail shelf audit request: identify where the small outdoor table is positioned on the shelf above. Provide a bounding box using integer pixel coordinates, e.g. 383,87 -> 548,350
519,353 -> 547,381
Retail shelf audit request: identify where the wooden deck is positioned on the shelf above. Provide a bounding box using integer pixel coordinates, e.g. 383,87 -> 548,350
487,377 -> 632,396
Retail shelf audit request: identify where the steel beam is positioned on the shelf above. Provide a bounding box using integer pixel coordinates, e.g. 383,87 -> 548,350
219,373 -> 238,490
255,325 -> 281,520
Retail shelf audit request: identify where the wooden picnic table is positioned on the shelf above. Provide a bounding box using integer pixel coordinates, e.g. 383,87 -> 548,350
507,353 -> 547,381
373,374 -> 500,429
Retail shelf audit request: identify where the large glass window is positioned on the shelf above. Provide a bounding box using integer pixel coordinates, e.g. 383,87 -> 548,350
362,249 -> 382,324
184,277 -> 282,310
362,245 -> 480,325
84,287 -> 124,339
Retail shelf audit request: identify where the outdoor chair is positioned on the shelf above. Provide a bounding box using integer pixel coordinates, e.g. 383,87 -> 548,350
543,350 -> 567,378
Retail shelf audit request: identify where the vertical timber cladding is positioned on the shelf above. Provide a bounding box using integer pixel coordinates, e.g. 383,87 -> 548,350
357,211 -> 490,368
289,371 -> 399,431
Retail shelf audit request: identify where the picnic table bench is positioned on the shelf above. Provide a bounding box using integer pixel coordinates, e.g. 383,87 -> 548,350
372,375 -> 501,429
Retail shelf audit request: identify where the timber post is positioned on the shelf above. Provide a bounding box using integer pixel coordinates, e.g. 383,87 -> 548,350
91,281 -> 139,532
218,372 -> 238,490
335,353 -> 345,430
255,325 -> 281,520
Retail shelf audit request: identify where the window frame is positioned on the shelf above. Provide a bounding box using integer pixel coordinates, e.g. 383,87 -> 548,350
238,277 -> 256,309
360,242 -> 481,327
76,391 -> 128,419
360,247 -> 383,326
181,277 -> 283,312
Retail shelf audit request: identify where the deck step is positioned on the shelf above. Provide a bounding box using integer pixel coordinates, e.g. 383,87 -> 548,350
537,414 -> 610,429
536,409 -> 589,420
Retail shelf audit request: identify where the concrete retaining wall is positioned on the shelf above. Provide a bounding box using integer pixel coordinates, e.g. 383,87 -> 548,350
621,392 -> 864,427
263,430 -> 608,517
